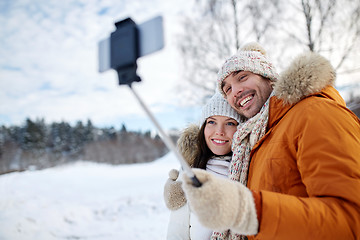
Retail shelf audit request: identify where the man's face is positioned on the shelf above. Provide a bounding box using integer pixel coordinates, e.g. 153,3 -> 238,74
221,71 -> 273,119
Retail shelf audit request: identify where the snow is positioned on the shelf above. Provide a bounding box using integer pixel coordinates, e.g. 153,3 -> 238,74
0,153 -> 180,240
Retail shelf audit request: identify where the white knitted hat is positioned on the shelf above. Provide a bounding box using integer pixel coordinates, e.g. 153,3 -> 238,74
217,42 -> 279,96
201,92 -> 241,124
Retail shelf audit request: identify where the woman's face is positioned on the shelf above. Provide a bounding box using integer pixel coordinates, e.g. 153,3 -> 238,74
204,115 -> 238,156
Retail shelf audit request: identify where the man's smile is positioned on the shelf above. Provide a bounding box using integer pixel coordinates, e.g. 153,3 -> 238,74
239,95 -> 254,107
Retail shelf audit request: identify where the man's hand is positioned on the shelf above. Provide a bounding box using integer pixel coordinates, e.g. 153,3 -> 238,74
163,169 -> 187,210
182,169 -> 259,235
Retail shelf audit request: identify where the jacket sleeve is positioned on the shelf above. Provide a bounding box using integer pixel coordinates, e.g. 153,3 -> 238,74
256,99 -> 360,239
167,204 -> 190,240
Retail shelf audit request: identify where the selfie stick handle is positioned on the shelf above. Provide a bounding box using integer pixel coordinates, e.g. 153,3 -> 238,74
128,84 -> 202,187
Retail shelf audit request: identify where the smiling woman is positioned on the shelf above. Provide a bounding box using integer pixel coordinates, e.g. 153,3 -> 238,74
204,115 -> 238,156
164,92 -> 242,240
194,92 -> 241,169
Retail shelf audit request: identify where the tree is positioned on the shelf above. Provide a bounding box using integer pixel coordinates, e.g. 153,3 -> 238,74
22,118 -> 47,150
278,0 -> 360,72
177,0 -> 281,103
0,126 -> 6,156
177,0 -> 360,103
48,121 -> 72,153
120,123 -> 127,133
71,121 -> 86,153
84,119 -> 94,142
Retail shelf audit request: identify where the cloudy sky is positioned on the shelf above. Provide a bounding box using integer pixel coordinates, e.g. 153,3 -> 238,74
2,0 -> 359,134
0,0 -> 201,132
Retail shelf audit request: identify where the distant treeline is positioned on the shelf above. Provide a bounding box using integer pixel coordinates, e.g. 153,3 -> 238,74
0,118 -> 175,174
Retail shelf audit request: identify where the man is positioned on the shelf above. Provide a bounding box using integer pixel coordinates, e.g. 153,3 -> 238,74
181,43 -> 360,239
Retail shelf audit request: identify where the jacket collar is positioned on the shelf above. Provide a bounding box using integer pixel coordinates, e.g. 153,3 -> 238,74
267,86 -> 345,129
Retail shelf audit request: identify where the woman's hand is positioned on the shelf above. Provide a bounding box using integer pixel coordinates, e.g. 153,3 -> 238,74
163,169 -> 187,210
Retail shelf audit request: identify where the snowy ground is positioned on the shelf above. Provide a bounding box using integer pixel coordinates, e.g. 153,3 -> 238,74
0,153 -> 180,240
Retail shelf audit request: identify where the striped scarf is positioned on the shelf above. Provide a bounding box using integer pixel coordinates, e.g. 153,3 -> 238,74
211,94 -> 272,240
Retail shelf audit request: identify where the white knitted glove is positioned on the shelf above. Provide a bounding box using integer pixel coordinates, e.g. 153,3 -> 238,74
182,168 -> 259,235
163,169 -> 187,210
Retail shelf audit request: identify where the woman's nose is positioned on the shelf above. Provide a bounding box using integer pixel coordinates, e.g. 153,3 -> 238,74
215,126 -> 225,136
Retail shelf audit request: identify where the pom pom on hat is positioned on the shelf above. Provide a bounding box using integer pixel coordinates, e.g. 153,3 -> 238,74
201,92 -> 241,124
241,42 -> 267,56
217,42 -> 279,97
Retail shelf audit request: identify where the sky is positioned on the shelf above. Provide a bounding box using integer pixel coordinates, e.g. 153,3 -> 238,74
0,152 -> 180,239
1,0 -> 359,134
0,0 -> 202,132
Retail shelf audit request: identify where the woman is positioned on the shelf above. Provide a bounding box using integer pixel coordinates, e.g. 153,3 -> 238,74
164,92 -> 241,240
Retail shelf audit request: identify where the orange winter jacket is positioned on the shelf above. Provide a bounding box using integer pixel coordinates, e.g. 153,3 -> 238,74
247,53 -> 360,239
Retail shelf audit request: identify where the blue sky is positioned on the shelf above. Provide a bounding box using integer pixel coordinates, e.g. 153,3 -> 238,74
0,0 -> 202,132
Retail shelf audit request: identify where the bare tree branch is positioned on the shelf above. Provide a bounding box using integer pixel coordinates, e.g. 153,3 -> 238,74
176,0 -> 360,104
231,0 -> 240,50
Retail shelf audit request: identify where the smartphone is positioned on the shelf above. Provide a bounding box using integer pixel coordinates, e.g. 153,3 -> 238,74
98,16 -> 164,73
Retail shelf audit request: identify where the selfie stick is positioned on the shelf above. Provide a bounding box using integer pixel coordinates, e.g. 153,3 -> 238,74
128,84 -> 202,187
100,16 -> 201,187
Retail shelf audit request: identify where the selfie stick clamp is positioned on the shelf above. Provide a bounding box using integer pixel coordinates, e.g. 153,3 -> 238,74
108,17 -> 201,187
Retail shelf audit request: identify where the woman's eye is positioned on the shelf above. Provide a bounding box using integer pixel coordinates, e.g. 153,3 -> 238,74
207,120 -> 215,125
226,122 -> 236,126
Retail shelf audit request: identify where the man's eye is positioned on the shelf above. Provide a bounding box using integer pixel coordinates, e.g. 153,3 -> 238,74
239,74 -> 247,80
225,86 -> 231,94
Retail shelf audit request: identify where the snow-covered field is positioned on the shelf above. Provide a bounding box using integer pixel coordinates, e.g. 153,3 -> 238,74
0,153 -> 180,240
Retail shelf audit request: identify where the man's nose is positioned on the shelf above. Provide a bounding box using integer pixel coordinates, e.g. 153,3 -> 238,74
231,83 -> 243,98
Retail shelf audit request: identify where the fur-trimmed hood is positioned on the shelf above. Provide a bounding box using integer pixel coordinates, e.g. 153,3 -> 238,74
176,124 -> 200,167
274,51 -> 336,105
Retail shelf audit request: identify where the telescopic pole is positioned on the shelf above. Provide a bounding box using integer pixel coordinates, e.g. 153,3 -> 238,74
128,84 -> 202,187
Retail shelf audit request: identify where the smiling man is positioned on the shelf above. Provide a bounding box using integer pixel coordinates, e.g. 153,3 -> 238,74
181,42 -> 360,240
221,71 -> 273,119
218,43 -> 278,121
